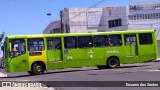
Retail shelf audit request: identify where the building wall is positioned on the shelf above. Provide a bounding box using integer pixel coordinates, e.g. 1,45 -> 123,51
44,1 -> 160,40
97,6 -> 128,32
43,21 -> 61,34
63,8 -> 103,33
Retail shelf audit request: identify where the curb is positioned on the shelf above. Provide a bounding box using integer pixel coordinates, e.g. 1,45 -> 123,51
152,58 -> 160,62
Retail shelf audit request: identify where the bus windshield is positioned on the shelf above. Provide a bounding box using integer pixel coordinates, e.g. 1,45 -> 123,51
10,39 -> 26,57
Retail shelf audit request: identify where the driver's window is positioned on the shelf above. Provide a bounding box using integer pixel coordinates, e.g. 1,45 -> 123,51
11,39 -> 26,57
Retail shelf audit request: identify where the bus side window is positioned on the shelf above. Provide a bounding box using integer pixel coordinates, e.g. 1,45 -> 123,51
139,33 -> 153,45
93,35 -> 107,47
64,37 -> 77,49
28,38 -> 44,51
78,36 -> 93,48
108,34 -> 122,46
47,38 -> 61,50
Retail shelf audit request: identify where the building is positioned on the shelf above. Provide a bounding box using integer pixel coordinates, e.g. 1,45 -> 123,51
43,21 -> 61,34
99,1 -> 160,40
43,1 -> 160,39
62,7 -> 103,33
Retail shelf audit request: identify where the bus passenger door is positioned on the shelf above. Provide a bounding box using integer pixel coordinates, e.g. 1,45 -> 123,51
124,34 -> 138,63
46,38 -> 64,69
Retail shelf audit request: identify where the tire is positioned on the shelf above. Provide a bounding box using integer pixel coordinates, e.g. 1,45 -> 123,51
107,57 -> 119,68
31,63 -> 44,75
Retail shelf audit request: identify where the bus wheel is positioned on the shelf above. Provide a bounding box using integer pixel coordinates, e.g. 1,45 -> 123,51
32,63 -> 44,75
107,57 -> 119,68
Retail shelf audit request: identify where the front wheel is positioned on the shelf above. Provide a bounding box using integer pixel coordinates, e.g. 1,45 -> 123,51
31,63 -> 44,75
107,57 -> 119,68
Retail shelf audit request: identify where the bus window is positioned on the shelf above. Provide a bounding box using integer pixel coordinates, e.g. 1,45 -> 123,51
28,38 -> 44,51
139,33 -> 153,45
93,35 -> 108,47
78,36 -> 93,48
124,35 -> 136,45
108,35 -> 122,46
64,37 -> 77,49
47,38 -> 61,50
10,39 -> 26,57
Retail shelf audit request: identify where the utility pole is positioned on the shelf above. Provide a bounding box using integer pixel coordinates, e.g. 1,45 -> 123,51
60,10 -> 63,33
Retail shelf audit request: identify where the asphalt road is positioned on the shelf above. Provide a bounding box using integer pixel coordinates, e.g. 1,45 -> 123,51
1,61 -> 160,90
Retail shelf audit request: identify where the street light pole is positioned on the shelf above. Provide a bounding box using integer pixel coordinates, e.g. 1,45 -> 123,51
60,10 -> 63,33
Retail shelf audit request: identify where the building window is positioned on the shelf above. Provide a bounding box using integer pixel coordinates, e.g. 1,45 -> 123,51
129,13 -> 160,20
139,33 -> 153,45
78,36 -> 93,48
47,38 -> 61,50
28,38 -> 44,51
108,19 -> 122,28
64,37 -> 77,49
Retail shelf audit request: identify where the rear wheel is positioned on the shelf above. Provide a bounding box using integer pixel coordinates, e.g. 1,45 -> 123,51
107,57 -> 119,68
31,63 -> 45,75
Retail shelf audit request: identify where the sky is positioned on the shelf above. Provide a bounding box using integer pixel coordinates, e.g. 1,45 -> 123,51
0,0 -> 155,36
0,0 -> 156,56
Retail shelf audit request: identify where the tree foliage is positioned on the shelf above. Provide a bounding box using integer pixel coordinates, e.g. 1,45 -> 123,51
0,32 -> 4,42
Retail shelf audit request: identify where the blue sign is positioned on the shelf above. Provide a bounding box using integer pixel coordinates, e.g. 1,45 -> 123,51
64,50 -> 68,54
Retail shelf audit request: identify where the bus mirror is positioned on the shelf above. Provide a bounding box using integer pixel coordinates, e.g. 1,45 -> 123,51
1,46 -> 4,51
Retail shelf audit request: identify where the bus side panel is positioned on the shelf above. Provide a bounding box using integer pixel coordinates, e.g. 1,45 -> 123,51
88,48 -> 106,66
105,47 -> 126,64
47,50 -> 65,70
29,51 -> 47,71
138,33 -> 157,62
63,49 -> 87,68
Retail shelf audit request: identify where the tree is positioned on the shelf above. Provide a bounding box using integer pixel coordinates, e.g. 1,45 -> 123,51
0,32 -> 4,42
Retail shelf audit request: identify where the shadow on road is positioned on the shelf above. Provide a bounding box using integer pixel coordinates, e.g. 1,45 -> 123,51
0,64 -> 150,78
118,64 -> 150,69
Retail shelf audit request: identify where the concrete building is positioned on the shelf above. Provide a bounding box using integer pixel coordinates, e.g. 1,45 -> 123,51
62,7 -> 103,33
43,1 -> 160,40
43,21 -> 61,34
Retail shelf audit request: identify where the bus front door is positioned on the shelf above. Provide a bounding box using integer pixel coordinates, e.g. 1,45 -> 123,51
46,38 -> 64,69
124,34 -> 138,63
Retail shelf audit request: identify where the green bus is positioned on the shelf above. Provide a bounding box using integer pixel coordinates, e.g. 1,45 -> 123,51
1,30 -> 158,75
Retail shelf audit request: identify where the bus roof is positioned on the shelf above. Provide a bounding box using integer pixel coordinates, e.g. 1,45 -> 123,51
6,29 -> 155,39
